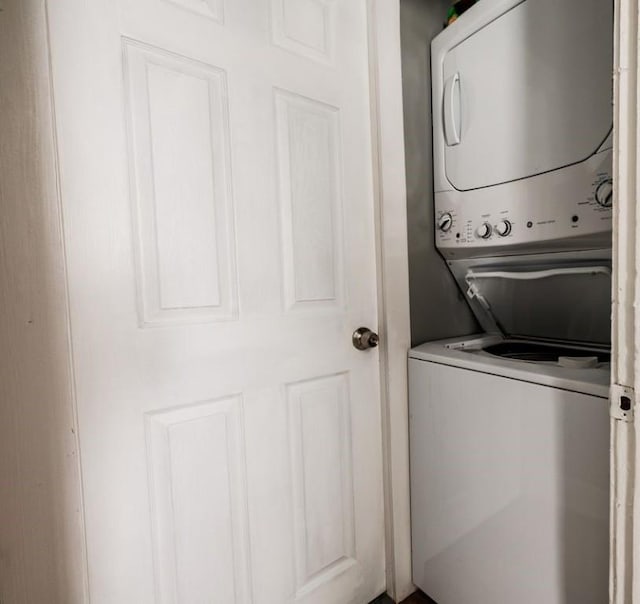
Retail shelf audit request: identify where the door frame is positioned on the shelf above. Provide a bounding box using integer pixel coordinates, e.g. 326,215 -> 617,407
611,0 -> 640,602
367,1 -> 413,601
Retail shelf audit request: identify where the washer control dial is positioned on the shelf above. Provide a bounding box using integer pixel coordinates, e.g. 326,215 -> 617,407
496,220 -> 512,237
477,222 -> 492,239
437,212 -> 453,232
595,178 -> 613,208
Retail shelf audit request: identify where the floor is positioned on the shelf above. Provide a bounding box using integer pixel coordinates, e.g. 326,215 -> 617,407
371,590 -> 436,604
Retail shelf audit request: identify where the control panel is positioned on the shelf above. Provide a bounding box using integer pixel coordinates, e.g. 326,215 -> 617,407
435,150 -> 612,258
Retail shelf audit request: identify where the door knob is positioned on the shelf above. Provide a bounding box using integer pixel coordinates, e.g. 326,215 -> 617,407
352,327 -> 379,351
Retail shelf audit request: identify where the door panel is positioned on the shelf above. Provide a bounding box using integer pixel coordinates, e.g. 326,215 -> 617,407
275,89 -> 345,310
287,373 -> 356,597
145,397 -> 252,604
124,40 -> 238,325
271,0 -> 335,64
48,1 -> 385,603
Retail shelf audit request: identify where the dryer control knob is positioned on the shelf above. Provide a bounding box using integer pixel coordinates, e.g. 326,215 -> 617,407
477,222 -> 492,239
438,212 -> 453,232
496,220 -> 512,237
595,178 -> 613,208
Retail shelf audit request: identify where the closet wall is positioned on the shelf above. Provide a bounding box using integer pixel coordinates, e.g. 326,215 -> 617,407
400,0 -> 479,345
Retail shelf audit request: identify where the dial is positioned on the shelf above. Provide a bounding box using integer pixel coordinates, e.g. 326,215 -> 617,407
496,220 -> 512,237
595,178 -> 613,208
437,212 -> 453,232
477,222 -> 492,239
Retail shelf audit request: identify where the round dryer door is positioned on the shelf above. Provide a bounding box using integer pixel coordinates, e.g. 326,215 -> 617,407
442,0 -> 613,192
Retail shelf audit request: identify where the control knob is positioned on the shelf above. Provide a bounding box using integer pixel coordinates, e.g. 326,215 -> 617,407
496,220 -> 512,237
437,212 -> 453,232
477,222 -> 492,239
595,178 -> 613,208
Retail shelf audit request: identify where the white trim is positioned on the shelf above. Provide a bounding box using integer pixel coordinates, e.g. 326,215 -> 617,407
368,1 -> 414,601
610,0 -> 638,601
44,4 -> 91,601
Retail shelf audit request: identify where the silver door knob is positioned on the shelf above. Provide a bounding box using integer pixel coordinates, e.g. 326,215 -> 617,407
352,327 -> 379,351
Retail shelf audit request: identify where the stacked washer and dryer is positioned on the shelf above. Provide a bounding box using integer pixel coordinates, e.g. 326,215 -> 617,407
409,0 -> 613,602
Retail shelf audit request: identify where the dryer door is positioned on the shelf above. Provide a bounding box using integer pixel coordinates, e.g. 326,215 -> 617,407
442,0 -> 612,192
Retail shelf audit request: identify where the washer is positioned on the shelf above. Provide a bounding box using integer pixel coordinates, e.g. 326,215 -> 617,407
408,247 -> 611,603
409,334 -> 609,604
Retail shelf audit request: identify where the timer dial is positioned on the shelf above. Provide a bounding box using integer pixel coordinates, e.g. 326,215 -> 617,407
595,178 -> 613,208
438,212 -> 453,232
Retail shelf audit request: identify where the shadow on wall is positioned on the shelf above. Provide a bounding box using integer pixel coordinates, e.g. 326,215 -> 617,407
0,1 -> 86,602
400,0 -> 479,346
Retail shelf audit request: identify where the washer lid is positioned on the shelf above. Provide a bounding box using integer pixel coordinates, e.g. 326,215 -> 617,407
464,265 -> 611,345
442,0 -> 613,191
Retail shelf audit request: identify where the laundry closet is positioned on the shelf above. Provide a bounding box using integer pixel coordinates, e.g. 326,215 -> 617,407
0,0 -> 622,602
402,0 -> 613,602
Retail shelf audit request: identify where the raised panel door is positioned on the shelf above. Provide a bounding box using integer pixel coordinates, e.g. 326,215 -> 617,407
47,1 -> 385,603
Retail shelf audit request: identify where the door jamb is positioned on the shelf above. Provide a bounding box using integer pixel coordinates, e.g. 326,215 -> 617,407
367,2 -> 414,601
611,0 -> 639,601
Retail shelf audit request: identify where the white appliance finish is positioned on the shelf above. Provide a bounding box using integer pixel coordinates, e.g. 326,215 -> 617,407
431,0 -> 613,258
418,2 -> 613,602
409,338 -> 609,604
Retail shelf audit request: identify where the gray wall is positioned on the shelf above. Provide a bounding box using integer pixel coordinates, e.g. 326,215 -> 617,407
400,0 -> 479,346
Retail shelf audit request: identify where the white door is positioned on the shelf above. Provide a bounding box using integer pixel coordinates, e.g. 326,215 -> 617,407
47,1 -> 385,603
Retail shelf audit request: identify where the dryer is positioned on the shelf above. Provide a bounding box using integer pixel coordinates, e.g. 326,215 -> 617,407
429,0 -> 614,349
431,0 -> 613,260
